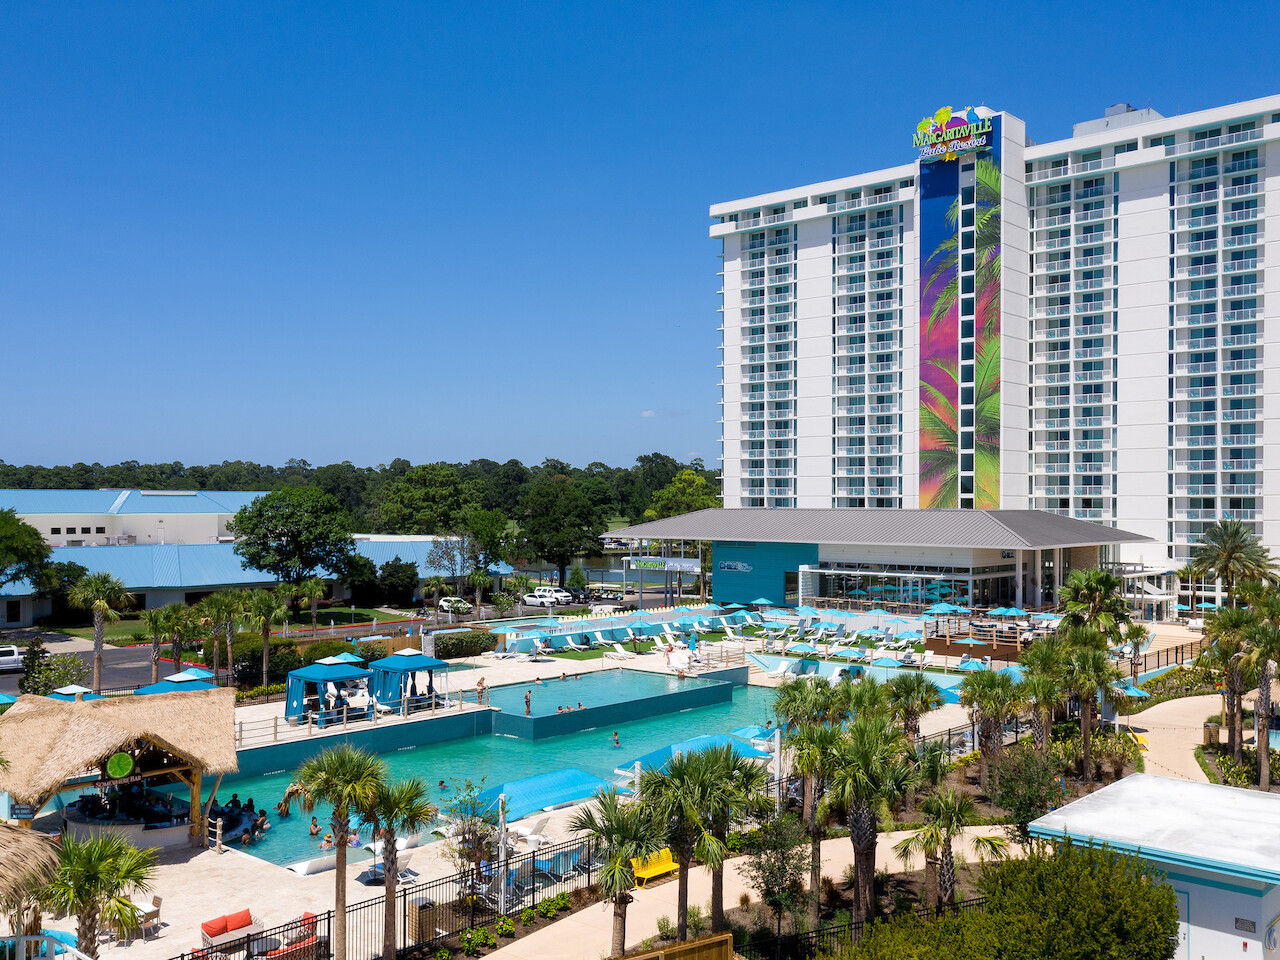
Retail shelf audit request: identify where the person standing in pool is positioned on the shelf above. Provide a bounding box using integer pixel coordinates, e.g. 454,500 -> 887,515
612,732 -> 620,747
524,690 -> 531,716
310,817 -> 320,836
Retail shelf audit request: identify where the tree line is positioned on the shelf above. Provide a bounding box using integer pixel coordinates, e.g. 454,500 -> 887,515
0,453 -> 717,530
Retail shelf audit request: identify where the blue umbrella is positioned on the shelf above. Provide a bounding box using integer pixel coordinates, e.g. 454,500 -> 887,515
987,607 -> 1011,617
886,617 -> 912,625
787,643 -> 819,654
999,664 -> 1026,680
724,603 -> 747,609
870,657 -> 901,667
795,605 -> 822,617
1112,682 -> 1149,699
0,693 -> 15,705
1173,603 -> 1191,612
672,606 -> 697,614
951,637 -> 988,646
183,667 -> 215,679
1196,601 -> 1218,610
940,687 -> 962,704
751,597 -> 774,606
732,724 -> 773,740
810,620 -> 840,630
896,630 -> 924,640
490,625 -> 527,634
829,647 -> 864,659
866,608 -> 892,617
1032,612 -> 1062,621
847,589 -> 867,596
956,660 -> 987,671
701,604 -> 725,611
1004,606 -> 1029,617
535,618 -> 562,627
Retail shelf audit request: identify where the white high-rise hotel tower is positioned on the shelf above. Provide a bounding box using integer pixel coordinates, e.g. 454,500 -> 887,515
712,94 -> 1280,573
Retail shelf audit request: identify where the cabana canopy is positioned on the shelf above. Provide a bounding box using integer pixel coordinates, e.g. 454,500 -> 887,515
285,661 -> 373,720
367,649 -> 449,705
47,684 -> 103,702
135,675 -> 220,695
479,768 -> 619,822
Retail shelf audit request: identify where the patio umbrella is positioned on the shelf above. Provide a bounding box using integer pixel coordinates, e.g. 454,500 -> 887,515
870,657 -> 901,667
1032,613 -> 1062,621
724,603 -> 747,609
1112,682 -> 1149,699
490,624 -> 527,633
866,608 -> 892,617
939,687 -> 962,704
829,647 -> 863,659
701,604 -> 725,611
0,693 -> 15,705
847,589 -> 867,596
886,617 -> 912,625
896,630 -> 924,640
951,637 -> 988,646
1196,602 -> 1218,610
731,725 -> 772,740
999,665 -> 1026,680
535,618 -> 562,627
751,597 -> 774,606
795,605 -> 822,617
987,607 -> 1011,617
810,621 -> 840,631
956,660 -> 987,671
1004,607 -> 1029,617
787,643 -> 819,654
1173,603 -> 1191,611
183,667 -> 215,679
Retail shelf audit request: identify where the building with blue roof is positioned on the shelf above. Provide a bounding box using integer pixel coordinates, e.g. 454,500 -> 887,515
0,533 -> 511,628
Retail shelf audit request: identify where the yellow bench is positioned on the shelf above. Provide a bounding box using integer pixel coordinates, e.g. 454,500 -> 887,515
631,848 -> 679,888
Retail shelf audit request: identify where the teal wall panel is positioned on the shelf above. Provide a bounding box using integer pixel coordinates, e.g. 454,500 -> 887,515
712,541 -> 818,607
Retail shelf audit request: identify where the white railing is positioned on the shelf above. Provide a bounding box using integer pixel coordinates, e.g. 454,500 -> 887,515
1165,128 -> 1262,157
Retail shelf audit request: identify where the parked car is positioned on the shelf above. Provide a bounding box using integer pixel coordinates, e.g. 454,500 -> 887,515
438,597 -> 472,614
0,644 -> 21,672
565,587 -> 590,605
522,586 -> 572,607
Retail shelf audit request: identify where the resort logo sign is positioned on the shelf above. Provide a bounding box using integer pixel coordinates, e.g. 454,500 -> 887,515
914,106 -> 993,163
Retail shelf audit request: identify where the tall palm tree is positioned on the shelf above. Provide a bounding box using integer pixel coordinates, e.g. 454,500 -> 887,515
506,574 -> 532,615
1018,636 -> 1066,754
887,672 -> 946,809
697,745 -> 769,932
1057,568 -> 1132,645
1202,606 -> 1256,761
825,715 -> 916,921
1243,620 -> 1280,791
1194,519 -> 1276,607
199,591 -> 243,683
361,778 -> 437,960
569,788 -> 665,958
639,751 -> 721,941
957,670 -> 1020,792
282,745 -> 387,960
1064,644 -> 1122,778
297,577 -> 327,634
1175,561 -> 1203,618
42,833 -> 156,960
466,569 -> 492,622
422,576 -> 446,624
895,789 -> 1006,912
68,572 -> 134,693
788,723 -> 843,923
243,588 -> 289,688
137,607 -> 169,684
163,603 -> 195,674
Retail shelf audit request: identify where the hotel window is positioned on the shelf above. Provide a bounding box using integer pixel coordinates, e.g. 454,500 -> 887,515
80,527 -> 90,534
50,527 -> 61,535
1114,141 -> 1138,155
95,527 -> 105,534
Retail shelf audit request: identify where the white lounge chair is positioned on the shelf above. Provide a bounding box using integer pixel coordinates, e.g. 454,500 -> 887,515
921,650 -> 936,669
605,643 -> 636,661
828,667 -> 848,685
564,637 -> 589,651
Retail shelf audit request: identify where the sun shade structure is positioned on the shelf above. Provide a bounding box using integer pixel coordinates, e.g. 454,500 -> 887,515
285,661 -> 373,721
0,690 -> 237,845
46,684 -> 103,701
134,672 -> 220,695
479,768 -> 621,822
616,734 -> 771,775
731,725 -> 773,740
368,649 -> 451,713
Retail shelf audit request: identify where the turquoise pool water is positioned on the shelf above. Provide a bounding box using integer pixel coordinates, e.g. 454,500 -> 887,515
486,671 -> 710,718
217,683 -> 777,866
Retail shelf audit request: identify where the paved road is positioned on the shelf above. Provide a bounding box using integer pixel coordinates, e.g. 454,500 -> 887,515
0,632 -> 166,695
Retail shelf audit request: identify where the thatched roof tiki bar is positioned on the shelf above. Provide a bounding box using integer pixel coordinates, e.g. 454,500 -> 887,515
0,689 -> 237,848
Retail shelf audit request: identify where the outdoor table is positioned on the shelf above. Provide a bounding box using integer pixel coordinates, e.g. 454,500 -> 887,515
249,937 -> 280,957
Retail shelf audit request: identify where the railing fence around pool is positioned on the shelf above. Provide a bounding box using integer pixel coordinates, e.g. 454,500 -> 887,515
164,835 -> 601,960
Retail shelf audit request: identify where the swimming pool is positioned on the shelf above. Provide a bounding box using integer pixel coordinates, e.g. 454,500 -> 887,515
487,671 -> 709,717
746,654 -> 965,689
215,683 -> 778,866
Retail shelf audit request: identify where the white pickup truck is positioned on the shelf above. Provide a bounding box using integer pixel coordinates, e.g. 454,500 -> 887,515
522,586 -> 572,607
0,644 -> 21,672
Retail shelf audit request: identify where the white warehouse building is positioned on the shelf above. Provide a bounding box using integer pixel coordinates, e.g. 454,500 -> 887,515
712,94 -> 1280,597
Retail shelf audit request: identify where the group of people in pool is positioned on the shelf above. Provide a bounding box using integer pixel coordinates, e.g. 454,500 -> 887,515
314,821 -> 364,850
524,673 -> 584,715
211,793 -> 287,847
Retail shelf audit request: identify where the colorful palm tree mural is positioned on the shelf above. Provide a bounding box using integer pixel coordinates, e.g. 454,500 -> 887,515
918,151 -> 1002,508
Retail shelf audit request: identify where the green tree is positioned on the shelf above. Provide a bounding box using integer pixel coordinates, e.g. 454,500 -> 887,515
1194,518 -> 1276,606
738,814 -> 808,938
700,745 -> 769,933
228,488 -> 355,587
466,569 -> 492,621
826,715 -> 916,921
916,789 -> 1006,909
640,751 -> 722,941
957,670 -> 1020,792
361,778 -> 437,960
887,672 -> 946,809
296,577 -> 328,633
378,557 -> 419,608
440,779 -> 498,914
1063,640 -> 1123,779
421,575 -> 446,624
138,607 -> 170,684
567,564 -> 589,592
368,463 -> 482,534
506,573 -> 532,614
0,508 -> 50,591
1243,620 -> 1280,790
198,591 -> 243,682
463,507 -> 511,571
515,477 -> 607,586
17,634 -> 49,695
643,469 -> 722,519
68,572 -> 134,693
1201,606 -> 1254,761
491,591 -> 514,618
989,746 -> 1064,841
1018,636 -> 1067,754
1057,568 -> 1132,644
165,603 -> 199,675
34,560 -> 88,624
242,588 -> 289,689
569,788 -> 666,958
1175,561 -> 1204,617
282,745 -> 387,960
42,833 -> 156,960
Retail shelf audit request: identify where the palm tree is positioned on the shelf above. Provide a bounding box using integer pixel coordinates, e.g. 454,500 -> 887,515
243,588 -> 289,688
163,603 -> 195,674
1194,519 -> 1276,607
788,723 -> 843,923
1064,644 -> 1122,778
1018,636 -> 1066,754
422,576 -> 446,624
887,672 -> 945,809
1243,621 -> 1280,791
297,577 -> 327,634
1175,561 -> 1203,618
138,607 -> 169,684
466,569 -> 492,622
895,789 -> 1006,912
507,574 -> 532,615
199,591 -> 243,683
825,715 -> 916,921
697,745 -> 769,932
42,833 -> 156,960
957,670 -> 1020,792
1057,568 -> 1132,645
68,572 -> 134,693
639,751 -> 721,941
282,745 -> 387,960
1202,606 -> 1256,761
569,788 -> 665,958
361,778 -> 436,960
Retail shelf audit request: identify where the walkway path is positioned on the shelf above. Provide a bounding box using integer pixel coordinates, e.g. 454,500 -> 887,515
488,827 -> 1012,960
1122,693 -> 1220,783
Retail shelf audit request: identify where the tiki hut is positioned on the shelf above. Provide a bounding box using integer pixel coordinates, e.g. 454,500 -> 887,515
0,689 -> 237,848
0,822 -> 57,901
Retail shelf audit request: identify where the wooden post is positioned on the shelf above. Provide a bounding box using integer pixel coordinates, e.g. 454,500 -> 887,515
190,768 -> 203,847
273,717 -> 278,742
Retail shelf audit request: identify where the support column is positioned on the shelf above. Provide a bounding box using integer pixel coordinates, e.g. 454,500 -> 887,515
1052,548 -> 1063,605
1015,552 -> 1025,609
1029,551 -> 1041,608
190,768 -> 203,847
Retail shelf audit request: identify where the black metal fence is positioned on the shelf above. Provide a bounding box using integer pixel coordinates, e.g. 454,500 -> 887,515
1133,638 -> 1208,677
166,836 -> 600,960
736,896 -> 988,960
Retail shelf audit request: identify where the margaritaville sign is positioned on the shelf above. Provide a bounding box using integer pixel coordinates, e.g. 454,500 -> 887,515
913,106 -> 994,163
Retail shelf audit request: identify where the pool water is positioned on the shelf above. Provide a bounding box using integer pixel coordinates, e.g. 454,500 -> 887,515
216,683 -> 777,866
486,671 -> 708,718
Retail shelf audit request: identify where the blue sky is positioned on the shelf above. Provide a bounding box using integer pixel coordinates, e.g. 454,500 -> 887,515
4,1 -> 1277,469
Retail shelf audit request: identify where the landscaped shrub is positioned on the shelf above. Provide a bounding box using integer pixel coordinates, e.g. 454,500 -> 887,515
686,904 -> 708,938
233,650 -> 302,686
519,907 -> 537,926
235,683 -> 287,702
551,891 -> 571,911
433,948 -> 452,960
428,630 -> 498,660
494,915 -> 514,937
536,898 -> 558,919
655,916 -> 676,940
300,638 -> 387,664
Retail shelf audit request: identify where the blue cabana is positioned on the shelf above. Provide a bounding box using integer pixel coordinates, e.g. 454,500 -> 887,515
135,672 -> 220,695
367,649 -> 449,711
285,661 -> 373,721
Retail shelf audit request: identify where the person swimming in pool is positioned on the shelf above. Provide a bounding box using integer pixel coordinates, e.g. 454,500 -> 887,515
310,817 -> 320,836
319,833 -> 335,850
612,731 -> 620,747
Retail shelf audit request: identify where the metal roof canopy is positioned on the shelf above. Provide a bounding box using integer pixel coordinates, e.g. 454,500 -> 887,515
607,508 -> 1150,551
1028,773 -> 1280,886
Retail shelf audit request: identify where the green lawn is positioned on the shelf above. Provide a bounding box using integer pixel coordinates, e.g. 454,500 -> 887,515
55,617 -> 152,645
